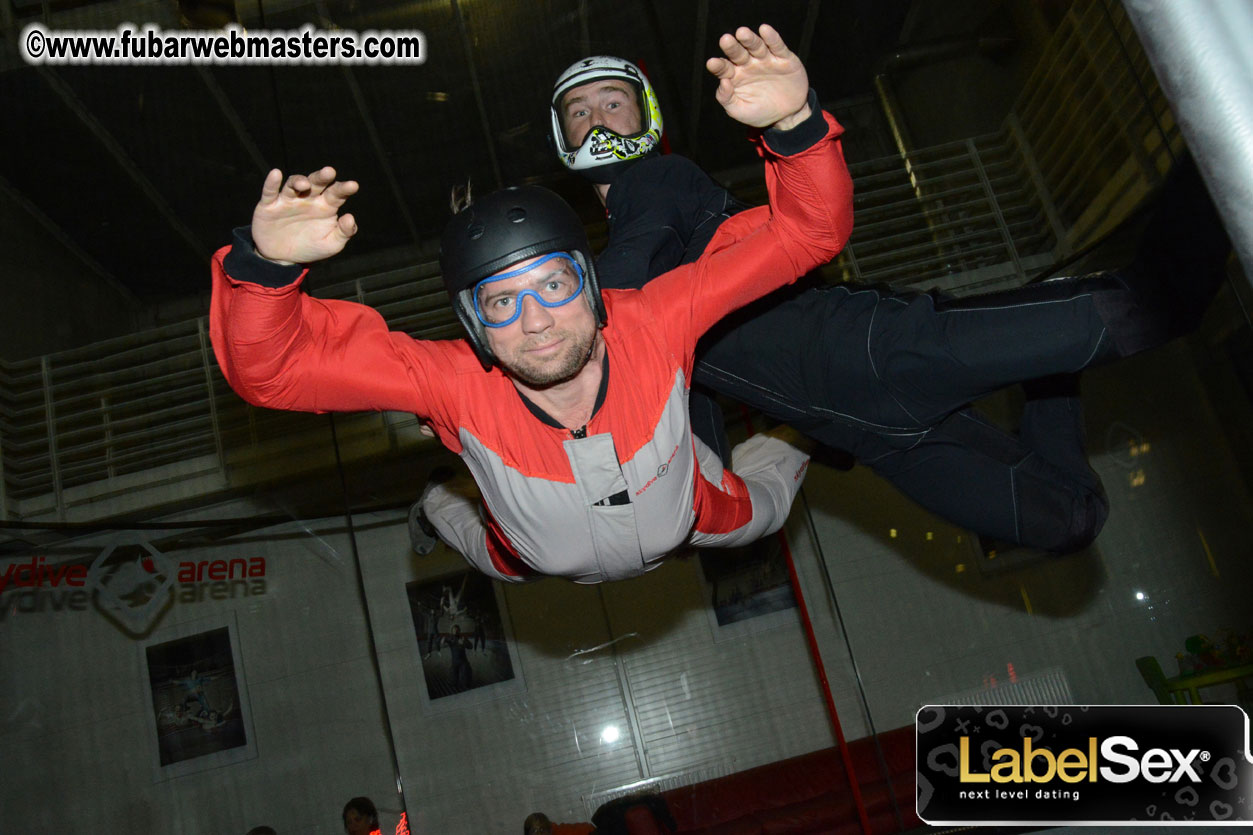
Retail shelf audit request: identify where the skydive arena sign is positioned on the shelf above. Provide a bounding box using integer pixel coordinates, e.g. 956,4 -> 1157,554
917,704 -> 1253,825
0,542 -> 267,632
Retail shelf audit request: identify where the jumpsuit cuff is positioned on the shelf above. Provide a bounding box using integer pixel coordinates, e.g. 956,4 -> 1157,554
762,89 -> 826,156
222,226 -> 306,288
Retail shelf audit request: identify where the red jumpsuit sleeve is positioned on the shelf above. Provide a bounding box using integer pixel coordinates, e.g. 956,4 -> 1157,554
641,110 -> 854,359
209,246 -> 451,418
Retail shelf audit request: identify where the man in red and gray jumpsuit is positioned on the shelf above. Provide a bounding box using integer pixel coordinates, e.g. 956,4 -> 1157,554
210,26 -> 853,584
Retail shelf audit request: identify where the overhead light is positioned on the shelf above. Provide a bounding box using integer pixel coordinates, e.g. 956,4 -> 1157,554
600,724 -> 620,744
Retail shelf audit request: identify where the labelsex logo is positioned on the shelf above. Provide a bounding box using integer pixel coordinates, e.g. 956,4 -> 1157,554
960,735 -> 1207,784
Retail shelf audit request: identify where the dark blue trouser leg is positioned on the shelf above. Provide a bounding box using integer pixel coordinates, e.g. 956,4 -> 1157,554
848,404 -> 1107,553
687,384 -> 731,465
680,155 -> 1224,551
695,284 -> 1114,552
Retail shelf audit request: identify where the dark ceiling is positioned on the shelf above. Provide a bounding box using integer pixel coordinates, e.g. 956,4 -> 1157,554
2,0 -> 915,306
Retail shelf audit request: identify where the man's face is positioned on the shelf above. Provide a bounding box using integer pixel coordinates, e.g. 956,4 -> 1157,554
480,255 -> 597,387
559,79 -> 642,148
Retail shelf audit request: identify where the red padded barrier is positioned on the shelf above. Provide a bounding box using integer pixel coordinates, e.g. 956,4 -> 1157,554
622,726 -> 921,835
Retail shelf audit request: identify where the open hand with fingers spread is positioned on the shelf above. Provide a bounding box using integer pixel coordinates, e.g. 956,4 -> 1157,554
705,24 -> 811,130
251,166 -> 360,265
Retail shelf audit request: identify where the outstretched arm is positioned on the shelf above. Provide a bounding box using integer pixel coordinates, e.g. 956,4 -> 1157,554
210,168 -> 455,418
645,25 -> 854,345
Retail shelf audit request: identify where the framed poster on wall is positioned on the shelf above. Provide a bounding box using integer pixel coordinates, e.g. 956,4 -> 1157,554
699,533 -> 799,641
141,614 -> 257,779
406,568 -> 524,711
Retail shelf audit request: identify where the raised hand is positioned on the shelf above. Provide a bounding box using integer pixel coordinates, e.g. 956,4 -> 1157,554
251,166 -> 360,265
705,24 -> 811,130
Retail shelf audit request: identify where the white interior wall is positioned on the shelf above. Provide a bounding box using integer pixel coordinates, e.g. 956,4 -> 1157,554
0,521 -> 398,835
4,335 -> 1252,834
353,508 -> 846,832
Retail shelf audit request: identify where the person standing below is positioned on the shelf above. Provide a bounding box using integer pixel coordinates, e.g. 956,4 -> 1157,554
524,812 -> 595,835
445,625 -> 474,692
471,612 -> 487,652
342,797 -> 381,835
419,602 -> 440,659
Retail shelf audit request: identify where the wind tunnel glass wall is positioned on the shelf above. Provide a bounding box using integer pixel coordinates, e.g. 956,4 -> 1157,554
5,0 -> 1253,833
0,432 -> 412,833
795,0 -> 1253,732
0,438 -> 883,833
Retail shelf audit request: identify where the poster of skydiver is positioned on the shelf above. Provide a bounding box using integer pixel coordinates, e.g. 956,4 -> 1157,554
142,621 -> 256,776
405,569 -> 521,706
699,534 -> 798,637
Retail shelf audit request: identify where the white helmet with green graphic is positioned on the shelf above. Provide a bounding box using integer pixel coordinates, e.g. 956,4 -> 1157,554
551,55 -> 664,180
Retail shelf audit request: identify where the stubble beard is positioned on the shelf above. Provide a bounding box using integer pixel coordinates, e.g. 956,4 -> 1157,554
502,326 -> 597,387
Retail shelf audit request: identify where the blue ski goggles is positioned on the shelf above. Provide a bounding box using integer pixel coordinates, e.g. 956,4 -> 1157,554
472,252 -> 586,328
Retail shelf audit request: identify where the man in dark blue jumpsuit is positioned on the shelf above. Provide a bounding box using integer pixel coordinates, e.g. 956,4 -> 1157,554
550,25 -> 1232,554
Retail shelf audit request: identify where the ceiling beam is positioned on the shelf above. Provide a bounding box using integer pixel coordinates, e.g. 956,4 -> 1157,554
340,63 -> 423,244
799,0 -> 820,65
0,171 -> 141,306
686,0 -> 708,156
338,65 -> 422,246
578,0 -> 590,56
312,0 -> 421,246
37,65 -> 210,263
194,65 -> 270,178
451,0 -> 504,190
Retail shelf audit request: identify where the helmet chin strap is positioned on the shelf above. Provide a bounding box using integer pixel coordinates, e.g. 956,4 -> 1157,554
581,328 -> 601,366
574,289 -> 603,369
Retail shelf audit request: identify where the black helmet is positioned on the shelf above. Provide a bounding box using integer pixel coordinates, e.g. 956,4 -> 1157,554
440,185 -> 606,368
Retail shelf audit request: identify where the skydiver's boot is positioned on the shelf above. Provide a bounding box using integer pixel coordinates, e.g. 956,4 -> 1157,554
1086,152 -> 1232,361
408,466 -> 455,556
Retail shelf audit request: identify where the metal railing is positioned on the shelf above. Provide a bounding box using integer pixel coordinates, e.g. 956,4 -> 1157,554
839,131 -> 1058,291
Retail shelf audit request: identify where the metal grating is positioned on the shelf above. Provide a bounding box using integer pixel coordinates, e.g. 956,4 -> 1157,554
931,667 -> 1075,707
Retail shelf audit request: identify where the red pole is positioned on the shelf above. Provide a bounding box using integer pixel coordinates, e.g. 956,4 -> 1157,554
741,407 -> 874,835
